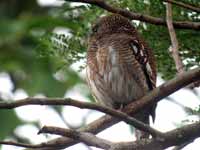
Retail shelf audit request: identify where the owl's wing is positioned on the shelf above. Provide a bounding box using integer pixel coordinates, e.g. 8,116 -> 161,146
130,40 -> 156,89
129,39 -> 157,122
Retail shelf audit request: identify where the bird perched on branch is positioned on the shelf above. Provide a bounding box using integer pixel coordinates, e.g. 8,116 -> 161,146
86,14 -> 157,139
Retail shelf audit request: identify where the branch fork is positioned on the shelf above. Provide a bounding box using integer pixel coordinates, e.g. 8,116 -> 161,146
0,68 -> 200,150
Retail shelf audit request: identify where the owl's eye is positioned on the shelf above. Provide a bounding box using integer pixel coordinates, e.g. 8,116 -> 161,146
92,24 -> 99,33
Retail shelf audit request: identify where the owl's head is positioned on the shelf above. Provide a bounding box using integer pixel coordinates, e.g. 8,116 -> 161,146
91,14 -> 136,37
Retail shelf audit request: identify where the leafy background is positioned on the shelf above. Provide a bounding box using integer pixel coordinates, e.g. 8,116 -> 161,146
0,0 -> 199,149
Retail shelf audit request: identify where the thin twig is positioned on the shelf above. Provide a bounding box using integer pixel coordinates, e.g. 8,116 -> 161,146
166,3 -> 184,73
64,0 -> 200,30
165,2 -> 200,88
163,0 -> 200,13
165,97 -> 194,114
0,141 -> 50,149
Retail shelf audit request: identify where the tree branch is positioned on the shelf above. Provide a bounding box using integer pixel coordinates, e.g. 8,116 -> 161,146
38,122 -> 200,150
64,0 -> 200,30
112,121 -> 200,150
0,141 -> 51,149
38,126 -> 112,149
163,0 -> 200,13
172,139 -> 194,150
0,98 -> 163,138
0,68 -> 199,150
2,121 -> 200,150
165,2 -> 200,88
3,68 -> 200,150
166,3 -> 184,73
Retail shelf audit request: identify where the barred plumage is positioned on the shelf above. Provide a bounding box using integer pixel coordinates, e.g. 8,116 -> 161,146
86,14 -> 157,139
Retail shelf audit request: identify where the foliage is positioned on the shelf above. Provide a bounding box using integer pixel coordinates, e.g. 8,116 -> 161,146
0,110 -> 22,140
0,0 -> 199,148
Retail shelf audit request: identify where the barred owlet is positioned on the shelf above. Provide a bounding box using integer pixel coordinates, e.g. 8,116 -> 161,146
86,14 -> 157,139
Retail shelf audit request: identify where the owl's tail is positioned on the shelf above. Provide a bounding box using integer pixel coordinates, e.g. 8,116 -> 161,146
133,103 -> 156,140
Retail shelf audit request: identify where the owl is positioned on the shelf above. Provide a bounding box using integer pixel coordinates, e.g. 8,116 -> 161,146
86,14 -> 157,139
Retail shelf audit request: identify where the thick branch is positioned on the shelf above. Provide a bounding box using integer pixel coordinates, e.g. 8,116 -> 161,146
41,68 -> 200,150
112,121 -> 200,150
164,0 -> 200,13
122,68 -> 200,115
38,126 -> 111,149
166,3 -> 184,73
2,121 -> 200,150
1,68 -> 199,150
172,139 -> 194,150
65,0 -> 200,30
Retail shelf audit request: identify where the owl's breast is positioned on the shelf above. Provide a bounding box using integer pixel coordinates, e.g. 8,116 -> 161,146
87,44 -> 148,108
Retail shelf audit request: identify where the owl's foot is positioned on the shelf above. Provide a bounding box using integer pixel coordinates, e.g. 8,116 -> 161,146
135,129 -> 149,140
116,103 -> 126,112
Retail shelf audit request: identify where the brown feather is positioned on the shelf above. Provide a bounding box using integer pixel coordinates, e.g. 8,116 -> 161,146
86,14 -> 157,139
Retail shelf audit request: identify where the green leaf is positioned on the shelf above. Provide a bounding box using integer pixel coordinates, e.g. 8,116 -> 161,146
0,110 -> 22,140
